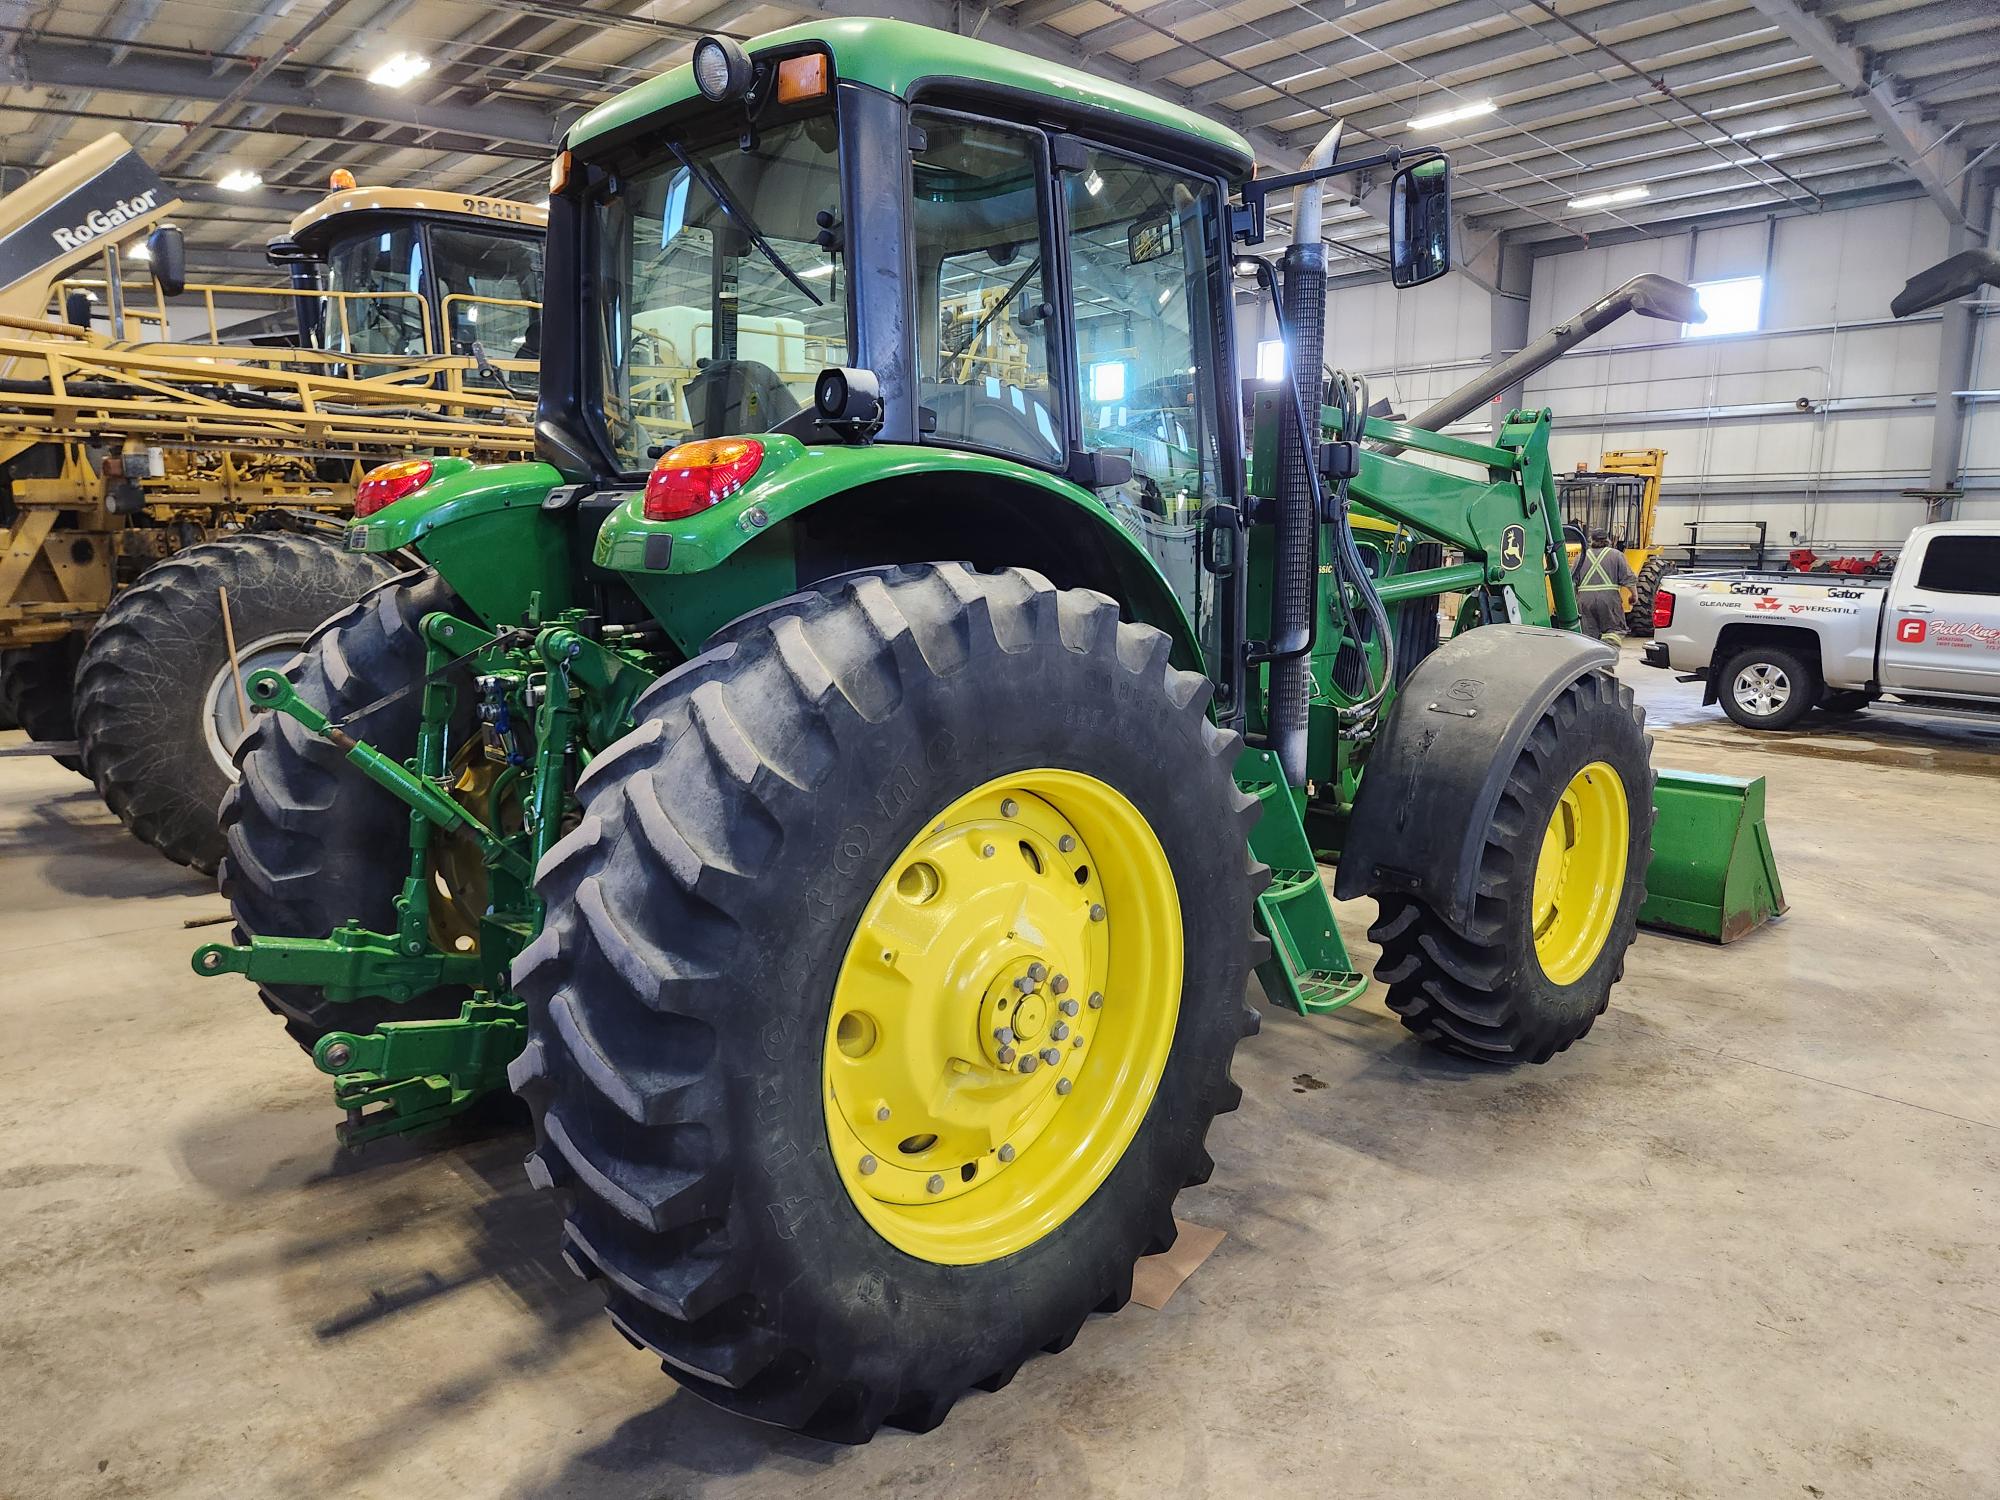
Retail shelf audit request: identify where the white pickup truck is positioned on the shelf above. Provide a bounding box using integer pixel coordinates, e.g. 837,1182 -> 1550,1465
1643,521 -> 2000,730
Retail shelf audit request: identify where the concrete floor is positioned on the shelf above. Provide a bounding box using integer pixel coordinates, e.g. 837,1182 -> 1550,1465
2,648 -> 1996,1500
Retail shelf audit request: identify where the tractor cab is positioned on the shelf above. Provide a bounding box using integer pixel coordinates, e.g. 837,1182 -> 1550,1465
266,175 -> 547,389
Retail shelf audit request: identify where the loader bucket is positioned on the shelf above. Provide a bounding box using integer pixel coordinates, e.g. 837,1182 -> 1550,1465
1640,769 -> 1786,943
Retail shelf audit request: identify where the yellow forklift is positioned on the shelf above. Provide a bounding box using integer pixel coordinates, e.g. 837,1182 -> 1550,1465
1558,448 -> 1670,634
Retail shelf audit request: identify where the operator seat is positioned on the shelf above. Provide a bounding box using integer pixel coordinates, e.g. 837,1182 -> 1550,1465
919,379 -> 1059,463
683,359 -> 800,436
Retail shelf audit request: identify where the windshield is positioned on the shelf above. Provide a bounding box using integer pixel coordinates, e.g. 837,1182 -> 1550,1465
593,110 -> 847,469
325,224 -> 428,360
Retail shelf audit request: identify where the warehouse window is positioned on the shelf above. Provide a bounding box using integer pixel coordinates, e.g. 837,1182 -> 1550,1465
1684,275 -> 1763,338
1256,337 -> 1286,380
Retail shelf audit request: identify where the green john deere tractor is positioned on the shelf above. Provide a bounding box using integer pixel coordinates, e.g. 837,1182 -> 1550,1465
192,18 -> 1784,1440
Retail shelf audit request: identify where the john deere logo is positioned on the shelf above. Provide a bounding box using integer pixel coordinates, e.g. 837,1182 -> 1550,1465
1500,524 -> 1526,569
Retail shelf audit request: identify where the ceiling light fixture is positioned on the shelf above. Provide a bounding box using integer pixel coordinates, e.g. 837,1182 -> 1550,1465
1406,99 -> 1495,132
216,169 -> 262,192
1567,184 -> 1650,211
368,52 -> 432,89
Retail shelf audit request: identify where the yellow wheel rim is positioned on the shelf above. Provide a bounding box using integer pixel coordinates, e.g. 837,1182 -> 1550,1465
823,769 -> 1181,1265
1530,759 -> 1629,985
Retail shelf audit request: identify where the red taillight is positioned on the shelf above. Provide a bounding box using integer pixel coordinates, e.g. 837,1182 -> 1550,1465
353,459 -> 434,518
643,437 -> 764,521
1652,588 -> 1676,629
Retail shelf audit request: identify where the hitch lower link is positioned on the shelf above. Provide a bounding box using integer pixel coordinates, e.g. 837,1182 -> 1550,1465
189,633 -> 548,1143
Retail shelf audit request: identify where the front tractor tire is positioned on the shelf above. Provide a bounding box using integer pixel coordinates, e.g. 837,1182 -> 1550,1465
75,532 -> 399,873
220,568 -> 476,1050
0,636 -> 84,771
510,564 -> 1265,1441
1370,669 -> 1653,1065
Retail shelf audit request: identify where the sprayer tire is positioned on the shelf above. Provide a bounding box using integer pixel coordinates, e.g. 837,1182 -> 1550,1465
509,563 -> 1266,1441
220,567 -> 475,1051
75,533 -> 398,873
0,638 -> 84,772
1369,669 -> 1653,1065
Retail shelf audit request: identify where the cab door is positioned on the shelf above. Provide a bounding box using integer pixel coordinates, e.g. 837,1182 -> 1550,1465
1877,529 -> 2000,697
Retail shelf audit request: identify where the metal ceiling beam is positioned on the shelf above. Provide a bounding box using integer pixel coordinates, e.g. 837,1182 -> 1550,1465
1486,159 -> 1904,237
1742,0 -> 1970,223
15,36 -> 565,151
1276,40 -> 1818,153
1258,30 -> 1802,140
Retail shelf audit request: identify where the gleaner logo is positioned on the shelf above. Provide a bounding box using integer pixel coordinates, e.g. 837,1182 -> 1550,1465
50,190 -> 161,252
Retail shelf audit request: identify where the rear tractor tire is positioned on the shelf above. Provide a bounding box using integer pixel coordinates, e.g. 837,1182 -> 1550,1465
510,564 -> 1266,1441
0,636 -> 84,772
220,568 -> 478,1051
1370,669 -> 1653,1064
75,532 -> 399,873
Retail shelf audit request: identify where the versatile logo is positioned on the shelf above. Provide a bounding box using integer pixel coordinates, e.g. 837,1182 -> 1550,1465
49,189 -> 162,253
1896,617 -> 1927,643
1499,524 -> 1526,569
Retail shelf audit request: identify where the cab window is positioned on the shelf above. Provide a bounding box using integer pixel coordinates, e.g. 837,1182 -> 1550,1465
910,110 -> 1062,466
1062,148 -> 1227,518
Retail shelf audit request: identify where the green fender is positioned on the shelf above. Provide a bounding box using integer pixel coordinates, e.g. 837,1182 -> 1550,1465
347,458 -> 570,628
594,436 -> 1205,663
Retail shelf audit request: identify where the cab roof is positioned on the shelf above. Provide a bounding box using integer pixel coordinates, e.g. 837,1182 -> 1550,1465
285,187 -> 547,247
565,16 -> 1256,179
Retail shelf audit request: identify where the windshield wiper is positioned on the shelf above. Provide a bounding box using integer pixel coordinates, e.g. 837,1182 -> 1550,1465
668,141 -> 825,308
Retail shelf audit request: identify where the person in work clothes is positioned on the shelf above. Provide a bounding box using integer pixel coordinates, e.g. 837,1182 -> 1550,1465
1576,529 -> 1637,641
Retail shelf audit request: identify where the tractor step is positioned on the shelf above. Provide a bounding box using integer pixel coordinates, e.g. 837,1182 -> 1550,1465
1236,748 -> 1367,1015
1642,768 -> 1786,943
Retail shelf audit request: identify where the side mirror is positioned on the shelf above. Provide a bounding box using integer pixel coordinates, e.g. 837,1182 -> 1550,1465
1891,248 -> 2000,318
1390,158 -> 1451,289
1127,209 -> 1175,265
147,225 -> 186,297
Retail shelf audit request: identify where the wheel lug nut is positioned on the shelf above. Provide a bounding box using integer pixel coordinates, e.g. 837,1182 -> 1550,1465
1041,1047 -> 1061,1066
998,1143 -> 1016,1163
859,1155 -> 878,1175
1059,835 -> 1076,853
1027,961 -> 1047,982
994,1027 -> 1015,1046
997,1045 -> 1017,1065
1050,1022 -> 1069,1041
1001,798 -> 1019,817
1072,1034 -> 1084,1048
1060,998 -> 1079,1016
1050,974 -> 1069,995
927,1174 -> 945,1194
1014,975 -> 1036,994
1056,1078 -> 1073,1096
1088,904 -> 1105,922
1018,1055 -> 1039,1074
875,1105 -> 891,1122
1088,991 -> 1103,1009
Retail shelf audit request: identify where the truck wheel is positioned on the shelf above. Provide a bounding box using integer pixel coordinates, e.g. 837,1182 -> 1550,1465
1819,690 -> 1868,715
0,638 -> 84,772
74,533 -> 398,873
1370,669 -> 1652,1065
1626,555 -> 1671,636
510,564 -> 1264,1441
1717,643 -> 1818,731
220,568 -> 477,1050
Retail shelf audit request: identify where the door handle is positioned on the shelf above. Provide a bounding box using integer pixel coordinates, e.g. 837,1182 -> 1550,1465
1902,603 -> 1933,613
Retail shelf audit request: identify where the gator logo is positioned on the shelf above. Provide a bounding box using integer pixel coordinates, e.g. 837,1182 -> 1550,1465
1499,524 -> 1526,569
